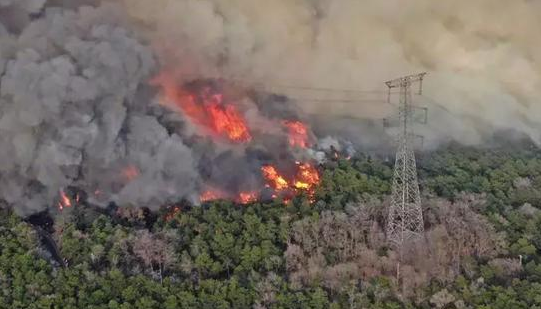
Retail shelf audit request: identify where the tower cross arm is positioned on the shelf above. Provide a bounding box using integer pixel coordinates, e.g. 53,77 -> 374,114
385,72 -> 427,89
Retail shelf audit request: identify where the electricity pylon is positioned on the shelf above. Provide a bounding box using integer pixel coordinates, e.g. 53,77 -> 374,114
385,73 -> 426,250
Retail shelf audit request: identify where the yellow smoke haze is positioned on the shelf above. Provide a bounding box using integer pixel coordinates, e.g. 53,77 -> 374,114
113,0 -> 541,145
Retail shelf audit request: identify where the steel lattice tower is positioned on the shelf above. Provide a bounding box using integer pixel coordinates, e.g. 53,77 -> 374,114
385,73 -> 426,249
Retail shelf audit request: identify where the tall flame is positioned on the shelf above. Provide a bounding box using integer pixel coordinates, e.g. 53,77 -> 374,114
152,73 -> 251,143
207,103 -> 252,142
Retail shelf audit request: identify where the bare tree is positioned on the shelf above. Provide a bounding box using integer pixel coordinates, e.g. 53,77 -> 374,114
132,230 -> 175,284
284,196 -> 504,299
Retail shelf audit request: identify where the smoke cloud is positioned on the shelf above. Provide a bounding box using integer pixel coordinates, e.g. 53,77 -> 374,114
0,3 -> 201,214
114,0 -> 541,146
1,0 -> 539,214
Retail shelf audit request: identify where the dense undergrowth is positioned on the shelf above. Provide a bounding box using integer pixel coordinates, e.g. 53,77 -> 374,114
2,144 -> 541,308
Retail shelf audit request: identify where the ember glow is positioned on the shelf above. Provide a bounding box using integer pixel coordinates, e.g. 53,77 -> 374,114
200,190 -> 227,202
152,73 -> 251,143
238,192 -> 258,204
283,120 -> 310,148
201,190 -> 259,205
58,189 -> 72,211
122,166 -> 140,181
164,206 -> 181,221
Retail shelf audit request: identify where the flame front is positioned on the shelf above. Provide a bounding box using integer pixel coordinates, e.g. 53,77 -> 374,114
261,163 -> 320,202
200,189 -> 258,205
207,103 -> 252,142
283,120 -> 310,148
261,166 -> 289,191
200,191 -> 220,202
152,73 -> 321,205
152,73 -> 251,143
238,191 -> 258,204
200,189 -> 230,203
294,163 -> 320,190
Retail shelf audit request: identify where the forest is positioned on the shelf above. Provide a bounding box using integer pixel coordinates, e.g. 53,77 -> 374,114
2,142 -> 541,309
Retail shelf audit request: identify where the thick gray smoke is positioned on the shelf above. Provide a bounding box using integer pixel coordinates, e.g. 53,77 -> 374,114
0,1 -> 330,215
0,3 -> 201,214
1,1 -> 539,215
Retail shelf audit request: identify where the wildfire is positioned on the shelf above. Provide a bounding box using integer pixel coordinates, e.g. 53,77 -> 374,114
207,103 -> 252,142
237,191 -> 258,204
152,73 -> 251,143
200,189 -> 259,205
164,206 -> 181,222
261,166 -> 289,190
200,190 -> 228,202
283,120 -> 310,148
261,163 -> 320,202
122,165 -> 139,181
58,189 -> 72,211
150,73 -> 321,205
294,162 -> 320,190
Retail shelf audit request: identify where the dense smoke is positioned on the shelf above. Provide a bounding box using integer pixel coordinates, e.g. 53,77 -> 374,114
1,0 -> 539,214
0,1 -> 325,215
115,0 -> 541,146
0,2 -> 202,214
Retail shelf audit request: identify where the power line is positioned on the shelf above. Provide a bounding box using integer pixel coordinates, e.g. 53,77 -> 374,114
177,73 -> 388,94
416,95 -> 452,113
286,98 -> 387,104
255,83 -> 387,94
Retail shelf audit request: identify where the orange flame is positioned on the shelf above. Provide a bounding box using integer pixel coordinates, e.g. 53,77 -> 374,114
261,163 -> 320,203
283,120 -> 310,148
261,166 -> 289,191
152,73 -> 251,143
200,189 -> 228,202
238,191 -> 258,204
122,165 -> 139,181
207,103 -> 252,142
294,162 -> 320,190
58,189 -> 72,211
164,206 -> 181,222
